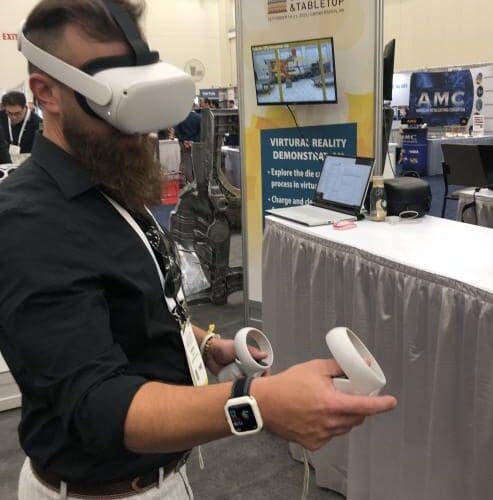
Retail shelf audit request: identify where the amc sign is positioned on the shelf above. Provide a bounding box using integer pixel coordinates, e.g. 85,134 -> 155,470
409,70 -> 474,126
417,91 -> 465,109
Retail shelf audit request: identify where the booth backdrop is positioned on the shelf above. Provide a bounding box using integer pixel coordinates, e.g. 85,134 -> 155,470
237,0 -> 378,320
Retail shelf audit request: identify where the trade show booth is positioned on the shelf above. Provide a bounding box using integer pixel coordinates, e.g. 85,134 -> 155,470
236,2 -> 493,500
390,65 -> 493,175
1,1 -> 493,500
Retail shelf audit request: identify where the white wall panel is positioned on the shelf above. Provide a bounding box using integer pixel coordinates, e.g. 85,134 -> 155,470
0,0 -> 232,95
385,0 -> 493,71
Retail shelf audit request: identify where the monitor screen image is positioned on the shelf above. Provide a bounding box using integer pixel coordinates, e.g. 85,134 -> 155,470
315,156 -> 373,208
251,37 -> 337,106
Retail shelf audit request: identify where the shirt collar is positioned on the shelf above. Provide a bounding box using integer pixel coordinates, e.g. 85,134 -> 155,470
30,133 -> 97,199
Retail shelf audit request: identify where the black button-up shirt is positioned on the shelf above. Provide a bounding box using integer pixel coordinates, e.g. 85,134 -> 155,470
0,134 -> 192,484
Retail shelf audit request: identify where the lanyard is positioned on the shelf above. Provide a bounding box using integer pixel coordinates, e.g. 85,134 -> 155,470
102,193 -> 207,387
102,193 -> 186,323
8,109 -> 31,146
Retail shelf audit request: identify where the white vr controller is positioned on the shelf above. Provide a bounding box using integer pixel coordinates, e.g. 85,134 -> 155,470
0,165 -> 18,182
326,327 -> 386,396
216,326 -> 385,396
217,328 -> 274,382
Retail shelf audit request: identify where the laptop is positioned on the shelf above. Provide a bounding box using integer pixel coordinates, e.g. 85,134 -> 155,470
266,155 -> 374,226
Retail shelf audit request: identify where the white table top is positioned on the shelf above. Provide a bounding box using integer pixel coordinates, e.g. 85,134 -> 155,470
427,134 -> 493,142
158,140 -> 180,173
266,215 -> 493,294
0,352 -> 8,374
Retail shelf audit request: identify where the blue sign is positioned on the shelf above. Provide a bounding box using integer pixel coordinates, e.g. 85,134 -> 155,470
400,127 -> 428,175
409,70 -> 474,127
261,123 -> 357,214
199,88 -> 222,99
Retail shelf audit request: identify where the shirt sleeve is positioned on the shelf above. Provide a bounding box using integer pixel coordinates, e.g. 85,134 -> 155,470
0,209 -> 148,458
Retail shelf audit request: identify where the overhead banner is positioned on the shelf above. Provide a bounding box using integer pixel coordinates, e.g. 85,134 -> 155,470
392,65 -> 493,131
267,0 -> 346,20
409,70 -> 474,127
237,0 -> 377,316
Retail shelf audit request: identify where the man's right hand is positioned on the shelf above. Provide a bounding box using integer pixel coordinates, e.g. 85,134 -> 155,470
251,359 -> 397,451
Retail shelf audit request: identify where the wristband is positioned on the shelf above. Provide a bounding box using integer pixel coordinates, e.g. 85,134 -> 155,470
231,376 -> 253,398
200,333 -> 220,357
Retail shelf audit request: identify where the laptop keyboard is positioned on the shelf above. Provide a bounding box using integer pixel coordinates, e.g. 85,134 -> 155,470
297,205 -> 354,222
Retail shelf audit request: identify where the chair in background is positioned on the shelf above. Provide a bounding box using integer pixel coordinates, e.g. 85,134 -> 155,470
440,144 -> 488,217
477,145 -> 493,185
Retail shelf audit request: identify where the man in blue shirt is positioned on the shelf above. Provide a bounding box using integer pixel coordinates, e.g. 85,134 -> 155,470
174,109 -> 201,182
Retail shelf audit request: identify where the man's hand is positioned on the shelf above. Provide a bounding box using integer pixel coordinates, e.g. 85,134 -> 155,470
204,337 -> 268,376
252,359 -> 397,451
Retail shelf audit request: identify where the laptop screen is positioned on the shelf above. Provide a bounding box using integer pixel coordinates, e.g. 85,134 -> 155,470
314,155 -> 374,209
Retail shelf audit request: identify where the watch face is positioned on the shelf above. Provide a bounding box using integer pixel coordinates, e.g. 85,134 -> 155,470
227,403 -> 258,432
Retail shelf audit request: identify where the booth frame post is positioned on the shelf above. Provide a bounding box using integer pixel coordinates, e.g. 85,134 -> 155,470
235,0 -> 262,328
373,0 -> 384,176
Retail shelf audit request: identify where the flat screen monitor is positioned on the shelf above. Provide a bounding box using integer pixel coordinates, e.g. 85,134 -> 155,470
251,37 -> 337,106
383,39 -> 396,102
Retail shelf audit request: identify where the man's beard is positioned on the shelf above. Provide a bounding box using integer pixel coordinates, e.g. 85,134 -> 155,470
63,115 -> 163,214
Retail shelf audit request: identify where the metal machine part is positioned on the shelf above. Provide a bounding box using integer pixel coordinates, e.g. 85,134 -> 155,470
200,109 -> 241,229
170,117 -> 243,305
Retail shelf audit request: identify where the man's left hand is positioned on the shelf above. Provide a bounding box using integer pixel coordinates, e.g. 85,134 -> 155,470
205,337 -> 268,377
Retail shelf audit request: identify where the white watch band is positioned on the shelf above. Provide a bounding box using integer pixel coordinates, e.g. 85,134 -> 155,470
224,377 -> 263,435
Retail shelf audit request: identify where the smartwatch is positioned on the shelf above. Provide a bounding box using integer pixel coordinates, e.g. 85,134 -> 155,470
224,376 -> 263,436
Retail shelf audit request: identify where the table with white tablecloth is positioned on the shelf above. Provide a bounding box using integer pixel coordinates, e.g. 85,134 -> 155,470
427,135 -> 493,175
158,139 -> 181,174
0,352 -> 20,412
262,215 -> 493,500
0,162 -> 24,411
456,187 -> 493,228
221,146 -> 241,188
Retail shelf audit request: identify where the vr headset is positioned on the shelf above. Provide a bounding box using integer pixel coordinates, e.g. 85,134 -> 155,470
17,0 -> 195,134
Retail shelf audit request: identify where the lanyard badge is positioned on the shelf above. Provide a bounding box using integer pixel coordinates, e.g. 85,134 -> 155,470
181,319 -> 209,386
102,194 -> 208,386
9,144 -> 21,158
8,109 -> 31,146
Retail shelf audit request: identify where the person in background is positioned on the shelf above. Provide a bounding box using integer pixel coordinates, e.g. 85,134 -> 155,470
198,97 -> 211,112
0,90 -> 42,155
174,107 -> 201,182
0,1 -> 397,499
158,127 -> 175,141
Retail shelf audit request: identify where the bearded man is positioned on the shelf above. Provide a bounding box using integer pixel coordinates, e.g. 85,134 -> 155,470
0,1 -> 396,499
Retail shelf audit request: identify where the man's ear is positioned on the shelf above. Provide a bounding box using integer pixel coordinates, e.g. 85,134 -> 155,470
29,73 -> 61,115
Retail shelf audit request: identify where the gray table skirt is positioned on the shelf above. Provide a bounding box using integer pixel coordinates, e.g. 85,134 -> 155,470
262,219 -> 493,500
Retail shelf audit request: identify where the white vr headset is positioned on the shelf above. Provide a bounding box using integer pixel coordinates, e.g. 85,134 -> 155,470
17,0 -> 195,134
